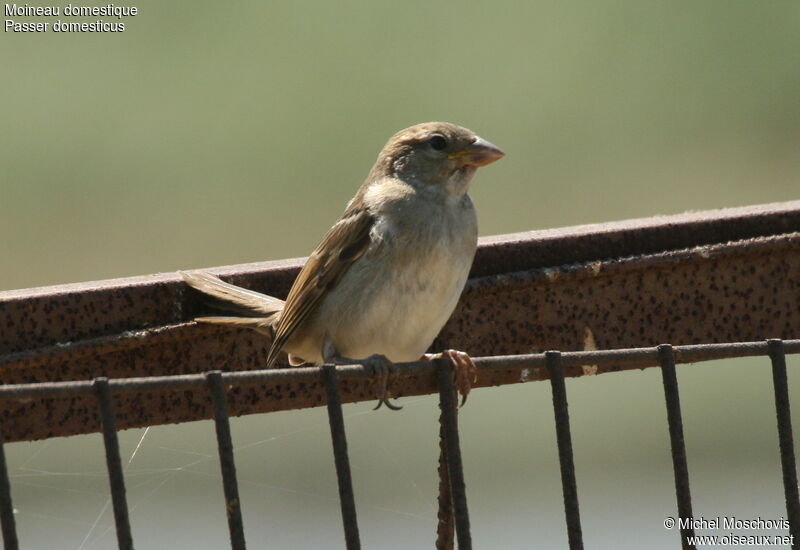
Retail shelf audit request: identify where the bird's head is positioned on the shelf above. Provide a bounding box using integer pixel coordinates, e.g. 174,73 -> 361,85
369,122 -> 504,197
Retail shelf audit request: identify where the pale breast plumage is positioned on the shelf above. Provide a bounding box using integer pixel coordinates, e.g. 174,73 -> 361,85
285,186 -> 477,365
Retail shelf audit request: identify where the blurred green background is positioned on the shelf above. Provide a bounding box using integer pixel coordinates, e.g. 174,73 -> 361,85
2,1 -> 799,549
1,1 -> 798,290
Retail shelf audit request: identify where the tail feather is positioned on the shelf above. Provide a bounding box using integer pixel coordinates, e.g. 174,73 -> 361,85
180,270 -> 284,335
194,315 -> 278,336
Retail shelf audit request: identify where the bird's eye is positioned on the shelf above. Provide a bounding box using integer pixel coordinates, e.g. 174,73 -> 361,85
428,135 -> 448,151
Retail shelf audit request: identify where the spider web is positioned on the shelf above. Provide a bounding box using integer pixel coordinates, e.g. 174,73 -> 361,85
6,396 -> 439,550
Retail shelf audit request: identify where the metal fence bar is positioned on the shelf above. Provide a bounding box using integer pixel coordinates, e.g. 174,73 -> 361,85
322,364 -> 361,550
7,342 -> 800,399
0,429 -> 18,550
5,340 -> 799,408
768,339 -> 800,548
546,351 -> 584,550
94,377 -> 134,550
437,358 -> 472,550
207,371 -> 247,550
658,345 -> 696,549
436,414 -> 455,550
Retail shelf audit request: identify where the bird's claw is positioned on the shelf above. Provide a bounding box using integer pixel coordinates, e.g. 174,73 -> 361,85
364,354 -> 403,411
425,349 -> 477,406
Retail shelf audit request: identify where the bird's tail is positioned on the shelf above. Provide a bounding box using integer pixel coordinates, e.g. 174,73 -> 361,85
179,270 -> 284,336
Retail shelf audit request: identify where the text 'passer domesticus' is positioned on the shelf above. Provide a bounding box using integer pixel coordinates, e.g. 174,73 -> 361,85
182,122 -> 504,409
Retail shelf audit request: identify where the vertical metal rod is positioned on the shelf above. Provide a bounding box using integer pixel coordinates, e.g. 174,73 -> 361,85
94,377 -> 134,550
437,358 -> 472,550
0,429 -> 19,550
207,371 -> 247,550
322,364 -> 361,550
657,344 -> 695,550
768,339 -> 800,548
546,351 -> 584,550
436,414 -> 455,550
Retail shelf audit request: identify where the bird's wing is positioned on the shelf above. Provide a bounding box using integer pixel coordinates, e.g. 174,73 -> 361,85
266,205 -> 375,367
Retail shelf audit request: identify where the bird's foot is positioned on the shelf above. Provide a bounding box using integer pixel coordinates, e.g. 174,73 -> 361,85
423,350 -> 478,406
362,354 -> 403,411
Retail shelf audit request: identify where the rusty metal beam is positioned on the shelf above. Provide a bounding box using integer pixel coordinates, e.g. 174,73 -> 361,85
0,201 -> 798,442
0,340 -> 799,439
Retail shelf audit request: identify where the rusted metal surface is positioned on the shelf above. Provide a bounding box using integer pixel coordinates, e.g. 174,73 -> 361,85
1,338 -> 799,443
440,230 -> 798,357
0,201 -> 798,442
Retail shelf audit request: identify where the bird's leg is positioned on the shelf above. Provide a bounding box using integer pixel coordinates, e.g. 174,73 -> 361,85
362,354 -> 403,411
423,350 -> 478,406
322,340 -> 402,411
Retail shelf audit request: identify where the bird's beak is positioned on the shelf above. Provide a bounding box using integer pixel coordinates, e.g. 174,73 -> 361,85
449,136 -> 505,167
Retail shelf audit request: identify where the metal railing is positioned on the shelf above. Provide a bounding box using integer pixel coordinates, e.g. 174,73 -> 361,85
1,201 -> 798,443
0,339 -> 798,549
1,201 -> 798,548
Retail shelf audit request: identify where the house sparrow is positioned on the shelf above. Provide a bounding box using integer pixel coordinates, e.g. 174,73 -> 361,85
181,122 -> 504,408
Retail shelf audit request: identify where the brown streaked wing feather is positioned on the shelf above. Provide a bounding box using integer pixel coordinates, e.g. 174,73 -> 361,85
265,207 -> 375,367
